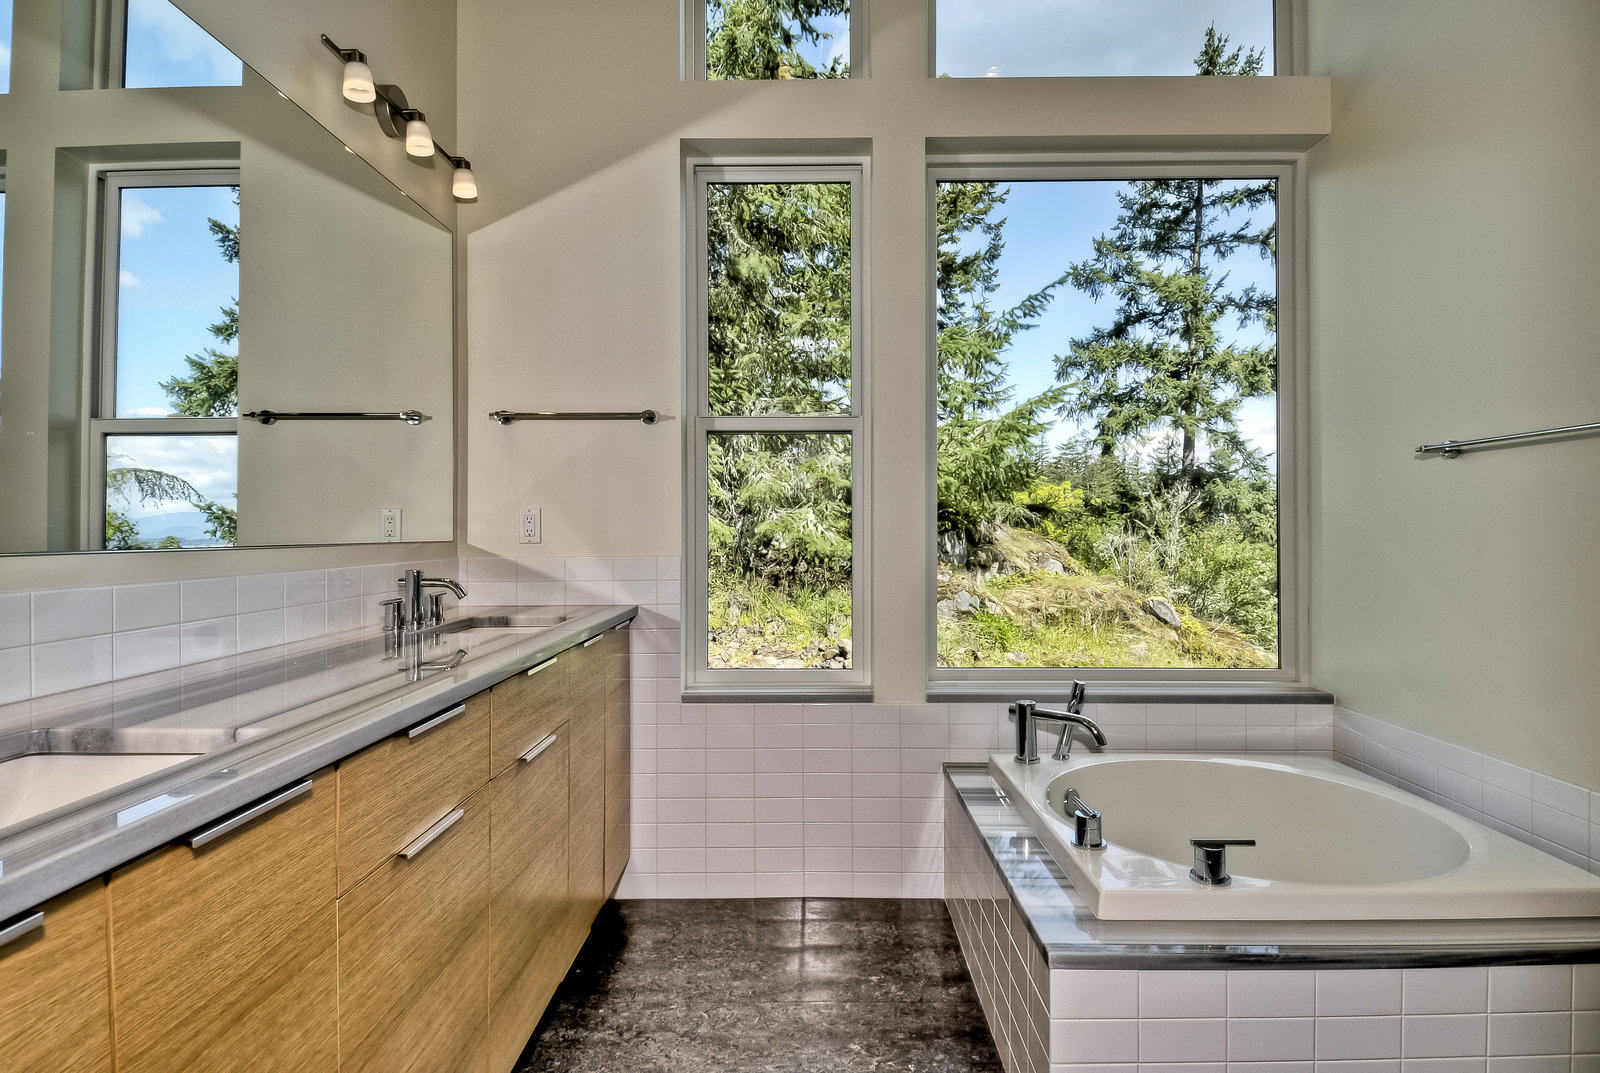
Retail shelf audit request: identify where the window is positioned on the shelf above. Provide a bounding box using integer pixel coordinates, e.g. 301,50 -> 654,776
111,0 -> 241,89
690,0 -> 862,80
0,0 -> 12,92
930,159 -> 1301,687
933,0 -> 1280,77
686,163 -> 869,693
92,168 -> 240,549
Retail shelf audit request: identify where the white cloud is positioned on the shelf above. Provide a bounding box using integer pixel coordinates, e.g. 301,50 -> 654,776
125,406 -> 172,417
128,0 -> 241,83
120,196 -> 164,238
119,270 -> 142,288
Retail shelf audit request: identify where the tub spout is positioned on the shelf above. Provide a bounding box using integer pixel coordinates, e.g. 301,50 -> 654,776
1011,684 -> 1108,763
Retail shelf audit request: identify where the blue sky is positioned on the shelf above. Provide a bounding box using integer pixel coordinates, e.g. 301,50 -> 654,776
945,178 -> 1279,469
123,0 -> 241,89
0,0 -> 12,92
935,0 -> 1274,77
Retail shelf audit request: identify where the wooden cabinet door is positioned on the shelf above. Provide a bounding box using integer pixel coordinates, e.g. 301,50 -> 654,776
489,653 -> 568,777
487,728 -> 572,1072
110,771 -> 337,1073
603,627 -> 631,894
0,881 -> 113,1073
337,692 -> 488,895
338,786 -> 490,1073
565,639 -> 607,926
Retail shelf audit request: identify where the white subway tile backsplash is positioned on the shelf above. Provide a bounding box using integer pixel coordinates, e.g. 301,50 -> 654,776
33,587 -> 113,643
1319,1016 -> 1404,1060
114,626 -> 182,678
0,647 -> 30,704
1406,968 -> 1489,1015
32,635 -> 114,695
1488,967 -> 1572,1014
1228,971 -> 1317,1018
180,578 -> 236,622
1319,971 -> 1404,1017
1487,1013 -> 1571,1056
1228,1016 -> 1315,1061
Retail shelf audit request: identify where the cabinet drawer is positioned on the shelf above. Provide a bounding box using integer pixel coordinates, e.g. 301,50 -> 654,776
604,671 -> 631,894
568,699 -> 606,922
489,652 -> 569,776
0,881 -> 113,1073
110,771 -> 337,1073
338,691 -> 488,894
338,786 -> 489,1073
487,732 -> 572,1070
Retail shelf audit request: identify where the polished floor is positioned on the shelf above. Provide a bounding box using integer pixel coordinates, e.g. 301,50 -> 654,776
515,898 -> 1003,1073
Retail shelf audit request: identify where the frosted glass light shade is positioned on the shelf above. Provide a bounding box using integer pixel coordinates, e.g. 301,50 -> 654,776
341,60 -> 375,102
404,114 -> 433,158
451,164 -> 477,200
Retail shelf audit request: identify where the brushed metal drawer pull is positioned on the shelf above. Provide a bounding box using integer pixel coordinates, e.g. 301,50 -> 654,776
406,703 -> 467,740
526,657 -> 557,676
187,779 -> 314,850
398,808 -> 465,861
582,635 -> 602,647
0,910 -> 45,952
519,732 -> 558,764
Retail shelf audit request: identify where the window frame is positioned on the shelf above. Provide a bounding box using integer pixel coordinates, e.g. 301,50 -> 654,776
683,158 -> 873,698
924,154 -> 1308,698
685,0 -> 869,81
86,164 -> 241,549
927,0 -> 1300,78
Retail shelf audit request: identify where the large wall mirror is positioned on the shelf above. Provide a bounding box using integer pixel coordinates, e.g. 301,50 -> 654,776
0,0 -> 454,554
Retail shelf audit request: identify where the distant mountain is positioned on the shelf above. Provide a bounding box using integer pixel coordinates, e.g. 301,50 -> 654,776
130,510 -> 228,548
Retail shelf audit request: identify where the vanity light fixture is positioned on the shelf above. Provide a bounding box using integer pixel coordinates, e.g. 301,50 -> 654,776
319,33 -> 477,201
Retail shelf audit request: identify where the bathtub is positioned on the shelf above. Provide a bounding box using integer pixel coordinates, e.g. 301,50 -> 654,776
988,752 -> 1600,921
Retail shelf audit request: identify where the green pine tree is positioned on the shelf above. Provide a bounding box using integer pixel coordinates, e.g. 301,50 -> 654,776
1055,28 -> 1277,482
161,192 -> 240,417
706,0 -> 849,80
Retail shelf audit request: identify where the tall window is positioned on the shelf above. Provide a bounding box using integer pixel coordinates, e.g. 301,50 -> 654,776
931,161 -> 1298,682
113,0 -> 241,88
692,1 -> 860,80
93,169 -> 240,549
687,164 -> 868,692
934,0 -> 1278,77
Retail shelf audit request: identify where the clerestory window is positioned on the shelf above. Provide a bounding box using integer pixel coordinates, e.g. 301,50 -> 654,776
688,0 -> 863,80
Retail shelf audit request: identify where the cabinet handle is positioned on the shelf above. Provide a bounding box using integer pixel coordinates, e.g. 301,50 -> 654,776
397,808 -> 465,861
0,910 -> 45,952
582,635 -> 601,647
519,732 -> 558,764
406,703 -> 467,740
186,779 -> 314,850
526,657 -> 557,677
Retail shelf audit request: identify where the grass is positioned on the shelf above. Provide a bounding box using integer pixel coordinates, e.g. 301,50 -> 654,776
708,571 -> 852,669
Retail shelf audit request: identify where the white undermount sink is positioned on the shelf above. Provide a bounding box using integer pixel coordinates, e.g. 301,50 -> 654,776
0,753 -> 202,830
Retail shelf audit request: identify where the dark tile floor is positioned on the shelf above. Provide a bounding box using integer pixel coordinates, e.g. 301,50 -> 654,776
514,898 -> 1003,1073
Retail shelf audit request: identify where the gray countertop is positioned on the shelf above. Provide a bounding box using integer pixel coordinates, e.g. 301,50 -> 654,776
945,764 -> 1600,968
0,605 -> 636,922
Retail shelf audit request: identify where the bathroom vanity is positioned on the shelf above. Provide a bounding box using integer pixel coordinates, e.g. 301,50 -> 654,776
0,606 -> 632,1073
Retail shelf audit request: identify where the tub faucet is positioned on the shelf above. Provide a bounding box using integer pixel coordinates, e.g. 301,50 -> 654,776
1011,683 -> 1106,764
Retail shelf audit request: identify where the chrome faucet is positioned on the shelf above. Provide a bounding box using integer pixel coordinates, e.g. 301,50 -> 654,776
1189,838 -> 1256,886
1011,682 -> 1106,764
393,569 -> 467,632
1062,786 -> 1105,848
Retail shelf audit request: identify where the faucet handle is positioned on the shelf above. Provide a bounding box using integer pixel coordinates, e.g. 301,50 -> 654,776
380,598 -> 405,632
1189,838 -> 1256,886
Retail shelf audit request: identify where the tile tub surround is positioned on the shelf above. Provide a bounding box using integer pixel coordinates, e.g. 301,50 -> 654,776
460,554 -> 1600,899
0,558 -> 460,705
513,898 -> 1002,1073
944,768 -> 1600,1072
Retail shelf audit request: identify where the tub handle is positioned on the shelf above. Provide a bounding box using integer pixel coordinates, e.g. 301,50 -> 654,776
1062,787 -> 1104,849
1189,838 -> 1255,886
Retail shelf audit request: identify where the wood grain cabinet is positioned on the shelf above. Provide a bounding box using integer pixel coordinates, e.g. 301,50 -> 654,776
487,723 -> 571,1071
109,770 -> 338,1073
0,881 -> 114,1073
14,622 -> 631,1073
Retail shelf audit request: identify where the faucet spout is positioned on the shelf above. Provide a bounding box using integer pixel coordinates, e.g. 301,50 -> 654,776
395,569 -> 469,631
1012,683 -> 1108,763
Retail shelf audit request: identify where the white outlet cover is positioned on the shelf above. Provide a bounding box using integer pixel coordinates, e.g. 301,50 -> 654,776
380,507 -> 402,541
520,507 -> 542,544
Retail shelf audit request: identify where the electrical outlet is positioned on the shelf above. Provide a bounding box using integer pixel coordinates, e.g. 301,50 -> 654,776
520,507 -> 542,544
379,507 -> 402,541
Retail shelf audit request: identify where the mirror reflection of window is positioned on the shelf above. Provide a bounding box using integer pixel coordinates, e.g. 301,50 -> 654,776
104,435 -> 237,550
0,0 -> 12,93
113,183 -> 240,418
98,173 -> 240,548
121,0 -> 242,89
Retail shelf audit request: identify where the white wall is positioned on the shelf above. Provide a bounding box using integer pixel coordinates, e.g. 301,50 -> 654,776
457,0 -> 1329,704
1305,1 -> 1600,787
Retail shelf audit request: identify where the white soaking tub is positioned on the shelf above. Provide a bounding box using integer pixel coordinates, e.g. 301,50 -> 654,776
988,752 -> 1600,921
